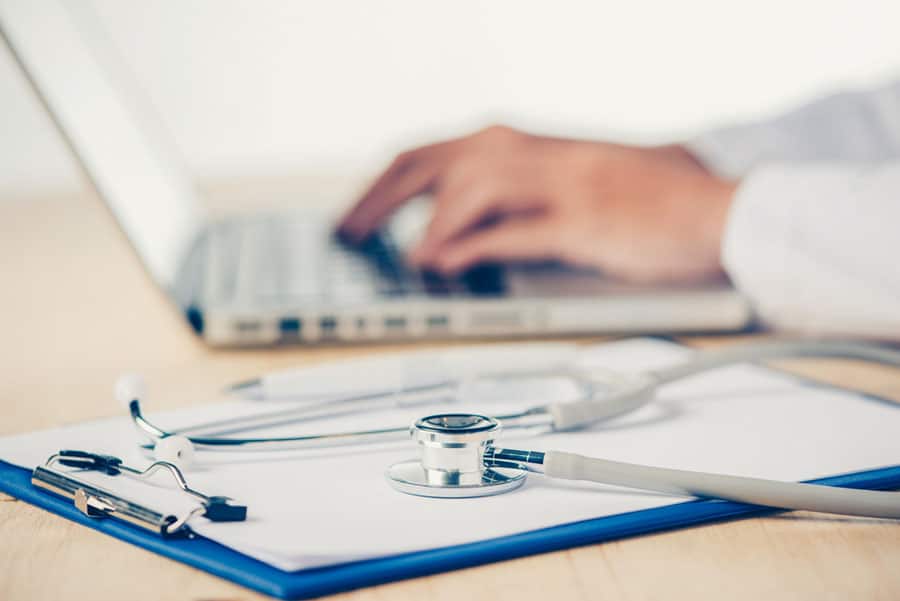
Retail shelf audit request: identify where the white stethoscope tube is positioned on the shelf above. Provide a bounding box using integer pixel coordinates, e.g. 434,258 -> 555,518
394,408 -> 900,518
542,451 -> 900,518
549,340 -> 900,429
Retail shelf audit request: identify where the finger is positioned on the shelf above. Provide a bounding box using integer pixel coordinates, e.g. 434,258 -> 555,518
337,140 -> 458,241
430,216 -> 560,275
409,177 -> 506,265
410,164 -> 543,264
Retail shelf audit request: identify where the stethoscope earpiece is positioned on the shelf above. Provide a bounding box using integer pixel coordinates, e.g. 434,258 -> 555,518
152,435 -> 196,470
115,373 -> 196,470
114,373 -> 147,409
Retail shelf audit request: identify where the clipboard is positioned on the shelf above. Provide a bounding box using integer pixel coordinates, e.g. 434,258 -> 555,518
2,458 -> 899,599
2,347 -> 899,600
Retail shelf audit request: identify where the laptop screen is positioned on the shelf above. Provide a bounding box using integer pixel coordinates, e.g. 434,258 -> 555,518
0,0 -> 203,289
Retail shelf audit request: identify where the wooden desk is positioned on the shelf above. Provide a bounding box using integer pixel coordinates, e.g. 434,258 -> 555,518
2,183 -> 898,601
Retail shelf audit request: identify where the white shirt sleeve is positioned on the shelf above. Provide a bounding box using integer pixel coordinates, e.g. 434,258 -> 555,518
688,80 -> 900,179
684,82 -> 900,339
720,161 -> 900,339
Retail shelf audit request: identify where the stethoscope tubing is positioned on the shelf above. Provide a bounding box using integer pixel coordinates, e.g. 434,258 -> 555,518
124,339 -> 900,519
128,340 -> 900,454
542,450 -> 900,519
129,399 -> 554,452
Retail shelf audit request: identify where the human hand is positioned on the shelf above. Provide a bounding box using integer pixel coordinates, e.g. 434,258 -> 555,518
337,126 -> 737,284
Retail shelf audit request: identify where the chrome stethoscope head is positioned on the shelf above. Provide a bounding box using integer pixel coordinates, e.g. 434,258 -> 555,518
386,413 -> 544,498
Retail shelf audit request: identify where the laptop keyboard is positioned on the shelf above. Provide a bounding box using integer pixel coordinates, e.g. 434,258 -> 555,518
215,214 -> 505,305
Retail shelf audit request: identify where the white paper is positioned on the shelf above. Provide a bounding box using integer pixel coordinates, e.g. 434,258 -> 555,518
2,338 -> 898,572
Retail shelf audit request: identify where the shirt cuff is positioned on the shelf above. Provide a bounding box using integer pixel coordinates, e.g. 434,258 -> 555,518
719,165 -> 797,328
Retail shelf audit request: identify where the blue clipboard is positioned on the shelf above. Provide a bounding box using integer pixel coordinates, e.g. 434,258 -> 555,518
2,370 -> 899,599
2,460 -> 900,599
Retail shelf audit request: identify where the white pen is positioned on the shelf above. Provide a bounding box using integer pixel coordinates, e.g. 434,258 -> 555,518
226,343 -> 580,401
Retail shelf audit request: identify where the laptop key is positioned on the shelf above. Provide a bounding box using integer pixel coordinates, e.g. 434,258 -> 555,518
460,263 -> 506,296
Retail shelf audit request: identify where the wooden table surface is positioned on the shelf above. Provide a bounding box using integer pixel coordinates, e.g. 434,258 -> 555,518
2,180 -> 899,601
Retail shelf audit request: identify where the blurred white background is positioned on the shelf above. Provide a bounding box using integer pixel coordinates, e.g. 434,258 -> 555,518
2,0 -> 900,199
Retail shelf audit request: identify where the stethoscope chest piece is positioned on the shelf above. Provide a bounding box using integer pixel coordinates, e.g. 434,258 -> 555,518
386,413 -> 527,498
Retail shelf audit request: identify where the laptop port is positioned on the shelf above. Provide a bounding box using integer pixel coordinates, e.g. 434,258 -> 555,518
469,310 -> 523,329
425,315 -> 449,329
279,318 -> 301,338
234,320 -> 261,333
319,316 -> 338,334
384,316 -> 407,330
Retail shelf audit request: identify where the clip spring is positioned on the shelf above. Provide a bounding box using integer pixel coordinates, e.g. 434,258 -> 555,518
32,450 -> 247,536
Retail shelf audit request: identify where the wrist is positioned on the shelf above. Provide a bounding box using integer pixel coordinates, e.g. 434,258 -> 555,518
698,176 -> 739,271
651,144 -> 711,174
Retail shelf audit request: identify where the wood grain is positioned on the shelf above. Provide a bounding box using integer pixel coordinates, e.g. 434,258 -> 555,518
2,183 -> 898,601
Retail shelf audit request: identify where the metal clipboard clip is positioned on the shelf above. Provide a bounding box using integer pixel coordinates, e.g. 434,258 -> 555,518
31,450 -> 247,536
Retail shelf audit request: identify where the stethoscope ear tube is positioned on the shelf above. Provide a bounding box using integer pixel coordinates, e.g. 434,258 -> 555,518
548,340 -> 900,432
543,451 -> 900,519
548,372 -> 658,431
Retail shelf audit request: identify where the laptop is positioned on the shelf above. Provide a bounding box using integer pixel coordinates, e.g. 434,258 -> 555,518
0,1 -> 752,346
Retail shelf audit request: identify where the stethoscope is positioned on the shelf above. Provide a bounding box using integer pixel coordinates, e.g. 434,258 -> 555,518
119,340 -> 900,519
